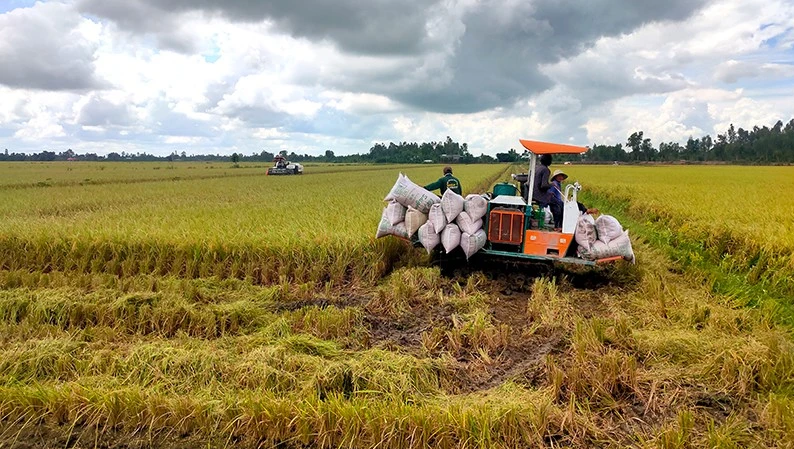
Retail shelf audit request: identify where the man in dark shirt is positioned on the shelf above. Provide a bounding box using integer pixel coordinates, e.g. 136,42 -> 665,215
424,166 -> 462,195
532,154 -> 553,206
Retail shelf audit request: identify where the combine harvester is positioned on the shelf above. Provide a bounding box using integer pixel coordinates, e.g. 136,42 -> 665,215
267,155 -> 304,175
475,139 -> 626,268
377,139 -> 633,276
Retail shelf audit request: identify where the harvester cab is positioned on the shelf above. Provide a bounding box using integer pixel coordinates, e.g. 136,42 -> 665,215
267,155 -> 304,175
476,140 -> 623,267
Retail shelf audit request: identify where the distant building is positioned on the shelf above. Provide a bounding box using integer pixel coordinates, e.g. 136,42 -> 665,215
440,153 -> 460,162
423,159 -> 433,163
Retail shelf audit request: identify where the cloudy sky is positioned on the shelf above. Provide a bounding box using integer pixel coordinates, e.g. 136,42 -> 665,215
1,0 -> 793,156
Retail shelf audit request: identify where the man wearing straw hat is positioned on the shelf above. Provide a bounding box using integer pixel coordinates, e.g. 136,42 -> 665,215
549,169 -> 599,230
548,169 -> 568,231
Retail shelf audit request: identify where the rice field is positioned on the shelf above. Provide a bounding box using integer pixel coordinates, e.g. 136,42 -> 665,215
1,161 -> 793,448
0,163 -> 509,287
0,162 -> 421,189
567,165 -> 794,295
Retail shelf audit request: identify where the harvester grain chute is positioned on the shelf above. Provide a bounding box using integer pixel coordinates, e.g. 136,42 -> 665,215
267,155 -> 304,175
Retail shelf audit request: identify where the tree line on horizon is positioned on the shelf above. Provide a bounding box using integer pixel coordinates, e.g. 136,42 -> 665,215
2,119 -> 794,164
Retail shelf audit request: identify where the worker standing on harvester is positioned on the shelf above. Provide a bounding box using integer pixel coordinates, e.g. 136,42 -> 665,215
532,154 -> 554,207
549,169 -> 567,230
424,166 -> 462,196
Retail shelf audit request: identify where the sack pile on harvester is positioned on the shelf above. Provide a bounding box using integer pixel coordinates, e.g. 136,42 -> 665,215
574,214 -> 636,263
376,173 -> 488,259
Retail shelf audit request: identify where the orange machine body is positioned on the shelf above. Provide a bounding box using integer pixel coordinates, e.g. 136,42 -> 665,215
488,208 -> 525,245
523,230 -> 574,257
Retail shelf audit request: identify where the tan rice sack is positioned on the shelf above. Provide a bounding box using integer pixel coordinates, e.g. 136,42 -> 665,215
405,206 -> 428,237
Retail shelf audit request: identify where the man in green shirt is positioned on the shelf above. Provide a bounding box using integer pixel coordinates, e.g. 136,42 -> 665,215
424,166 -> 462,196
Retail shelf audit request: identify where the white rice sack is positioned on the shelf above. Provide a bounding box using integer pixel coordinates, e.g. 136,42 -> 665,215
587,230 -> 635,263
575,214 -> 597,251
464,194 -> 488,222
543,205 -> 553,228
460,229 -> 487,259
456,211 -> 483,235
384,173 -> 440,213
441,189 -> 465,223
384,200 -> 406,225
579,240 -> 606,260
441,223 -> 461,253
405,206 -> 428,237
375,208 -> 410,239
595,215 -> 623,244
418,222 -> 440,254
428,203 -> 447,235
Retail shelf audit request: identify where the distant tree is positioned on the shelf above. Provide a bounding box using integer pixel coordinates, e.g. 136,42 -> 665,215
495,148 -> 520,162
231,153 -> 240,166
627,131 -> 644,161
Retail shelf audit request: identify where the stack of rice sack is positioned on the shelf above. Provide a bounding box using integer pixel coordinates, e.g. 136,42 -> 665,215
574,214 -> 636,263
376,173 -> 439,239
417,190 -> 489,259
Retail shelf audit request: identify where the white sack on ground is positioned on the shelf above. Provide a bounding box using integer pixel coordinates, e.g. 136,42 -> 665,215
428,203 -> 447,235
595,215 -> 623,244
584,230 -> 635,263
441,223 -> 462,253
384,173 -> 440,213
441,189 -> 465,222
456,211 -> 483,235
464,194 -> 488,222
418,222 -> 440,254
375,208 -> 410,239
405,206 -> 428,237
384,200 -> 406,225
575,214 -> 597,251
461,229 -> 487,259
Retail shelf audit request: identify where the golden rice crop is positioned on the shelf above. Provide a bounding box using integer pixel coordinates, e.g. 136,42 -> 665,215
565,165 -> 794,293
3,162 -> 794,448
0,163 -> 510,286
0,161 -> 426,189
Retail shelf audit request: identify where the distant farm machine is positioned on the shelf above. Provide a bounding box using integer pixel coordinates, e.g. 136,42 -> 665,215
267,155 -> 304,175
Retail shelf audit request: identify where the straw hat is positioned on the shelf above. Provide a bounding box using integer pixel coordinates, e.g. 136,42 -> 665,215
550,169 -> 568,181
